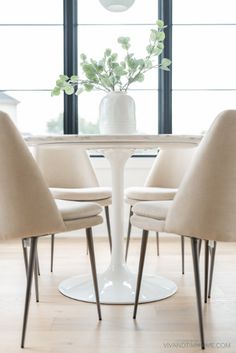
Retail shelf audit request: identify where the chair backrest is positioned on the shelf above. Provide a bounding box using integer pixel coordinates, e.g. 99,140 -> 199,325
0,111 -> 65,240
144,147 -> 197,188
165,110 -> 236,242
34,146 -> 99,188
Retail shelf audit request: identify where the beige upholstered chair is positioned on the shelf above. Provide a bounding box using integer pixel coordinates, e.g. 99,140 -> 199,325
131,110 -> 236,349
34,145 -> 112,271
125,147 -> 196,272
0,111 -> 103,348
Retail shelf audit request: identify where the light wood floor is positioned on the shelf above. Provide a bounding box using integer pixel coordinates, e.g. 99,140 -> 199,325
0,234 -> 236,353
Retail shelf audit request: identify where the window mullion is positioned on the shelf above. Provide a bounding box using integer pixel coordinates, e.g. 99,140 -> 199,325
63,0 -> 78,134
158,0 -> 172,134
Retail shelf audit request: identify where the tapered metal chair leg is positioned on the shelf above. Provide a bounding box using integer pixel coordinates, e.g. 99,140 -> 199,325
156,232 -> 160,256
86,228 -> 102,321
50,234 -> 55,272
208,241 -> 217,299
105,206 -> 112,252
133,230 -> 149,319
22,239 -> 28,272
191,238 -> 205,350
21,237 -> 38,348
204,240 -> 209,303
181,236 -> 185,274
22,238 -> 39,303
36,250 -> 40,276
34,255 -> 39,303
198,239 -> 202,257
125,206 -> 133,261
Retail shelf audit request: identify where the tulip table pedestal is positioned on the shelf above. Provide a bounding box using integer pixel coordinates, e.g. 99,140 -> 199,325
26,134 -> 201,304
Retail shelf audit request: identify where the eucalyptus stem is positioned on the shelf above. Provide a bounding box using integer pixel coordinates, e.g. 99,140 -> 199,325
51,20 -> 171,97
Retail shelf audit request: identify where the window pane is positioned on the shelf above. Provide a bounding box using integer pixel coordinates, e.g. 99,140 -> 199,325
0,91 -> 63,135
0,26 -> 63,90
77,25 -> 158,89
78,90 -> 158,134
78,0 -> 158,25
173,0 -> 236,24
0,0 -> 63,24
173,25 -> 236,89
172,91 -> 236,134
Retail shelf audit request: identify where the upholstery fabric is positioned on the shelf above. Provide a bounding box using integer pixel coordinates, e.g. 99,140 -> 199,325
131,214 -> 165,232
0,111 -> 104,241
55,199 -> 102,221
132,200 -> 172,220
51,187 -> 112,203
0,111 -> 66,240
64,215 -> 103,232
34,146 -> 100,188
125,187 -> 177,205
165,110 -> 236,242
144,148 -> 197,188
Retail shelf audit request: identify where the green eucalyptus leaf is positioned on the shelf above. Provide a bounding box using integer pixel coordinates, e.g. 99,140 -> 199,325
152,47 -> 163,56
156,19 -> 164,28
161,58 -> 171,67
160,66 -> 170,71
156,31 -> 165,41
146,44 -> 153,54
64,86 -> 75,95
104,48 -> 112,56
56,79 -> 67,88
100,77 -> 113,88
76,87 -> 84,95
135,73 -> 145,82
59,74 -> 69,81
80,53 -> 87,61
113,65 -> 126,76
84,83 -> 94,92
51,86 -> 61,96
145,59 -> 153,69
70,75 -> 78,83
110,53 -> 118,61
150,29 -> 158,41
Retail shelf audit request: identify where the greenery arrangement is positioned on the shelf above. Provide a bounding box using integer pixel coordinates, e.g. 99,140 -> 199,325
52,20 -> 171,97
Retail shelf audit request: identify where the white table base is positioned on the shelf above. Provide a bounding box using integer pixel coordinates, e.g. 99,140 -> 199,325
58,148 -> 177,304
59,264 -> 177,304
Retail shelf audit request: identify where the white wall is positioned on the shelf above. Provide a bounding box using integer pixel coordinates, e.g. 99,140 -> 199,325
90,156 -> 155,237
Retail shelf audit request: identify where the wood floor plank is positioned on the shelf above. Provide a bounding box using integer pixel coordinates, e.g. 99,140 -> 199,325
0,234 -> 236,352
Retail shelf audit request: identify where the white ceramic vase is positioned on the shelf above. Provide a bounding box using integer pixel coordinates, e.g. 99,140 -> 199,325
99,91 -> 136,134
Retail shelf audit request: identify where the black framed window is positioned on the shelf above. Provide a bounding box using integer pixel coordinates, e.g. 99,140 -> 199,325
172,0 -> 236,135
2,1 -> 233,138
76,0 -> 160,135
0,0 -> 64,136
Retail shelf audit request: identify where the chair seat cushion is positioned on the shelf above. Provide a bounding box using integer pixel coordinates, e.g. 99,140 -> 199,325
55,199 -> 103,221
131,200 -> 173,232
131,214 -> 165,232
133,200 -> 173,220
50,187 -> 112,202
125,187 -> 177,205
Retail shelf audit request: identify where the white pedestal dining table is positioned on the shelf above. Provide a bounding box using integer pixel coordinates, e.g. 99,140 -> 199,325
26,134 -> 202,304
